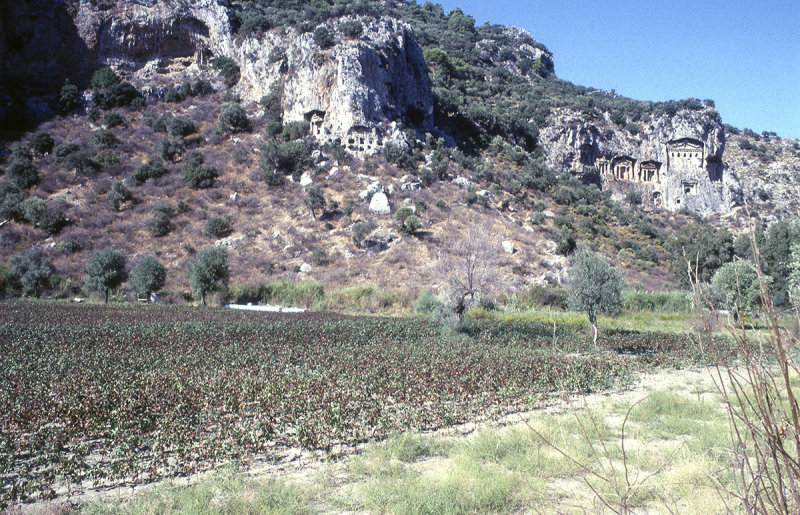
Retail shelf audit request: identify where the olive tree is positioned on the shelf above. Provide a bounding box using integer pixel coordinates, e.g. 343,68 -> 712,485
304,184 -> 326,219
707,258 -> 766,320
84,247 -> 127,303
128,255 -> 166,298
566,248 -> 623,350
187,246 -> 228,306
10,246 -> 54,297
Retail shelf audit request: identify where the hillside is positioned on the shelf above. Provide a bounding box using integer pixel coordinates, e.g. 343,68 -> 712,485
0,0 -> 797,302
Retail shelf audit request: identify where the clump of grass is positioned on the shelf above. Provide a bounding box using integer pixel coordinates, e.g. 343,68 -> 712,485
85,468 -> 312,514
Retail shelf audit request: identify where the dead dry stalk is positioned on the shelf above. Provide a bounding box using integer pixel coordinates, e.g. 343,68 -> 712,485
689,228 -> 800,513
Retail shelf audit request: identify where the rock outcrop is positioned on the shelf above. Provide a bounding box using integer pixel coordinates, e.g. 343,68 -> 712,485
539,106 -> 742,215
67,1 -> 432,153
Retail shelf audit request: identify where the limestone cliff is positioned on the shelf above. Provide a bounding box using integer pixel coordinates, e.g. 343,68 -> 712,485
539,106 -> 742,215
68,0 -> 432,152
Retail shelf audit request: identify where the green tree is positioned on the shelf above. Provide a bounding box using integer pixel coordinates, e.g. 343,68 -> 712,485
395,206 -> 420,235
91,67 -> 120,89
10,246 -> 54,297
671,222 -> 734,285
205,216 -> 231,237
180,151 -> 218,188
566,248 -> 623,350
128,255 -> 166,297
313,27 -> 334,48
84,247 -> 127,303
28,132 -> 54,155
187,246 -> 228,306
59,79 -> 81,113
7,159 -> 38,189
304,184 -> 326,219
106,181 -> 131,211
708,259 -> 766,319
211,56 -> 240,87
217,103 -> 249,133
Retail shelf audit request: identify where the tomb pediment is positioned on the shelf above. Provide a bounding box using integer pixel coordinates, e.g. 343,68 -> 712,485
667,138 -> 703,150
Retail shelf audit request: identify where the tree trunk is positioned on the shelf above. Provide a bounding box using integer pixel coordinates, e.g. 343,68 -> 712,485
201,292 -> 206,306
589,312 -> 598,350
104,290 -> 109,303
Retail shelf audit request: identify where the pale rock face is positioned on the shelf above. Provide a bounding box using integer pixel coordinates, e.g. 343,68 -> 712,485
359,181 -> 384,201
502,241 -> 515,254
299,263 -> 313,274
299,173 -> 313,187
539,107 -> 741,215
369,192 -> 391,214
71,2 -> 432,155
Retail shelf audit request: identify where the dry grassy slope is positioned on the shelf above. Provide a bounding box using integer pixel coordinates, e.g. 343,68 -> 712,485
2,92 -> 679,299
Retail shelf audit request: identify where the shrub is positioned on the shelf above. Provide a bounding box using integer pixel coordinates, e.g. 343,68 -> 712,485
0,183 -> 24,219
218,103 -> 249,133
83,247 -> 127,303
7,160 -> 38,189
167,116 -> 196,137
90,67 -> 120,90
62,150 -> 98,175
260,140 -> 309,186
28,132 -> 54,155
212,56 -> 241,87
53,143 -> 80,163
383,143 -> 416,170
395,206 -> 419,235
351,220 -> 371,247
262,279 -> 323,308
281,120 -> 309,141
146,210 -> 171,237
129,160 -> 168,186
9,245 -> 55,297
90,150 -> 118,169
414,290 -> 449,319
106,181 -> 131,211
180,151 -> 218,189
338,20 -> 363,38
59,79 -> 81,113
103,112 -> 124,128
94,82 -> 141,109
192,80 -> 214,97
128,255 -> 166,296
205,215 -> 231,237
90,128 -> 118,148
156,137 -> 185,162
313,27 -> 334,48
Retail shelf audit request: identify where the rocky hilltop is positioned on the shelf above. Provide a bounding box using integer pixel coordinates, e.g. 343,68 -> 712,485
68,0 -> 433,151
540,106 -> 742,215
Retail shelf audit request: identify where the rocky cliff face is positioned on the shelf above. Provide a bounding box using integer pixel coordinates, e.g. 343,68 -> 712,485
539,107 -> 742,215
69,0 -> 432,152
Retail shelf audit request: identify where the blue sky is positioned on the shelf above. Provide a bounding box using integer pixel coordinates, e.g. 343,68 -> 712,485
434,0 -> 800,138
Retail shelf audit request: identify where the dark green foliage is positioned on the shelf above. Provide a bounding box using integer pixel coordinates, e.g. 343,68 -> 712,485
338,20 -> 363,38
260,85 -> 284,122
217,103 -> 249,133
555,227 -> 577,256
707,259 -> 764,315
7,160 -> 38,189
395,206 -> 419,235
156,137 -> 185,162
94,149 -> 121,168
59,79 -> 81,113
106,181 -> 131,211
260,140 -> 309,186
129,160 -> 168,186
187,246 -> 229,305
90,67 -> 120,90
192,80 -> 214,97
53,142 -> 80,163
146,210 -> 171,237
90,128 -> 118,148
204,215 -> 231,237
28,132 -> 54,155
103,112 -> 124,128
83,247 -> 127,303
303,184 -> 326,219
0,183 -> 24,220
237,13 -> 273,35
212,56 -> 241,87
62,150 -> 98,175
9,246 -> 54,297
94,82 -> 141,110
167,116 -> 195,137
128,255 -> 166,296
670,222 -> 734,285
313,26 -> 334,48
180,151 -> 217,189
382,143 -> 416,170
281,120 -> 309,141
